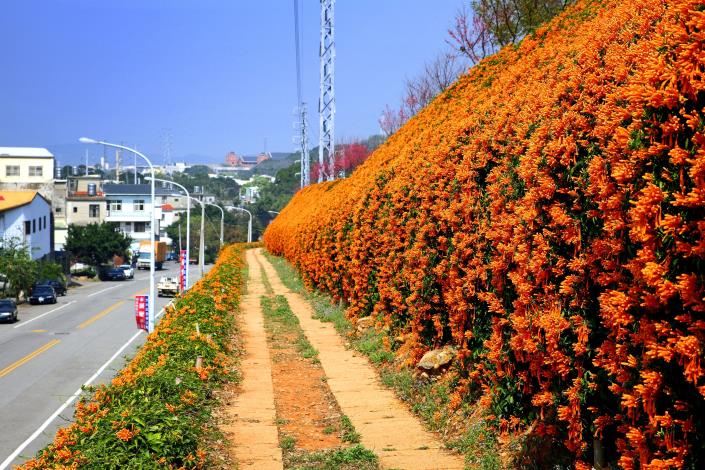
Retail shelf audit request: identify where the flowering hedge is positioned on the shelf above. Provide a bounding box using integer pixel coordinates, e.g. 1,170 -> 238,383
265,0 -> 705,467
20,244 -> 246,469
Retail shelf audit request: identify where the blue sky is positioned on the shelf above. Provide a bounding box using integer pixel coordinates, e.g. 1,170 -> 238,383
0,0 -> 465,165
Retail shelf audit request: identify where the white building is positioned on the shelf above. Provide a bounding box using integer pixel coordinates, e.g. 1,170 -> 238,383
103,184 -> 172,251
0,147 -> 56,205
0,147 -> 54,184
0,191 -> 52,260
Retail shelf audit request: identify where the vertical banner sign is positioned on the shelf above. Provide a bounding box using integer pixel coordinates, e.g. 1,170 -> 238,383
179,249 -> 187,291
134,295 -> 149,331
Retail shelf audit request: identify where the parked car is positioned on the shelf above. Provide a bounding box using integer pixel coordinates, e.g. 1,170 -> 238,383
35,279 -> 67,296
118,264 -> 134,279
104,268 -> 126,281
28,285 -> 57,305
0,299 -> 18,323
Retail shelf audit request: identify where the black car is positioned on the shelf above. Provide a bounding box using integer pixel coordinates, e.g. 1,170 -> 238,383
0,299 -> 18,323
35,279 -> 67,296
104,268 -> 126,281
28,285 -> 57,305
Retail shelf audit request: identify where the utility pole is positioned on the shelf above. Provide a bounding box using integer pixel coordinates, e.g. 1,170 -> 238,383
318,0 -> 335,182
199,201 -> 205,278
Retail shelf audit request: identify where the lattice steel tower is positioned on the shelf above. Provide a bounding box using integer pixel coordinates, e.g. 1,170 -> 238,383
318,0 -> 335,182
294,0 -> 310,187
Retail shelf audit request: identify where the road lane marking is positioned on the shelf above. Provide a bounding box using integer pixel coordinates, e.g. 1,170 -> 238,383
0,340 -> 61,379
134,287 -> 148,295
86,284 -> 122,297
76,301 -> 126,330
0,305 -> 168,470
13,301 -> 77,329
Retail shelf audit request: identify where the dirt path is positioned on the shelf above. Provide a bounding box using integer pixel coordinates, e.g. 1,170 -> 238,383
220,249 -> 283,469
253,249 -> 465,470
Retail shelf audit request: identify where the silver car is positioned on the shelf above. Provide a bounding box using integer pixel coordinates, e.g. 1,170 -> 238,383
118,264 -> 134,279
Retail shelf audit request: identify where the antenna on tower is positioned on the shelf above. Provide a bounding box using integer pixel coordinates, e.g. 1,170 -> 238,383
318,0 -> 335,182
294,0 -> 310,187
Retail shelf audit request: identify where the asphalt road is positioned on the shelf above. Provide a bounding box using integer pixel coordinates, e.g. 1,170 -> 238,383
0,261 -> 210,468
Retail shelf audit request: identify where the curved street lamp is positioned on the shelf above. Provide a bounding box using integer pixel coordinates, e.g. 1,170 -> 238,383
79,137 -> 156,333
231,207 -> 252,243
145,177 -> 191,290
204,202 -> 224,249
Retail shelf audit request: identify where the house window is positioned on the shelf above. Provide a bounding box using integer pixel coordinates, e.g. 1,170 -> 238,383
44,215 -> 47,228
56,207 -> 62,214
5,165 -> 20,177
25,221 -> 31,235
32,219 -> 36,233
73,206 -> 78,213
108,200 -> 122,211
89,204 -> 100,218
125,222 -> 132,228
29,166 -> 43,177
134,222 -> 146,233
134,200 -> 145,211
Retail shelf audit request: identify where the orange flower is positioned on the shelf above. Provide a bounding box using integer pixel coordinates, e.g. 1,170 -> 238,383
115,428 -> 134,442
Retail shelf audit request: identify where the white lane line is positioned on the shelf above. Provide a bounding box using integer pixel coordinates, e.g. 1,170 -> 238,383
0,305 -> 169,469
14,301 -> 77,329
86,285 -> 122,297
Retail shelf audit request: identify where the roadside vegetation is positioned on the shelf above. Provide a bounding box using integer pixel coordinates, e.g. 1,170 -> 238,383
19,244 -> 247,469
0,240 -> 65,300
264,0 -> 705,466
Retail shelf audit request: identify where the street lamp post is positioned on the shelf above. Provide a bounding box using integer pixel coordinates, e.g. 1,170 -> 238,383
190,196 -> 206,279
232,207 -> 253,243
146,177 -> 191,290
205,202 -> 224,249
79,137 -> 157,333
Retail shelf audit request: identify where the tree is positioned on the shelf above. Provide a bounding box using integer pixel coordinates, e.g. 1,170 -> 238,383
165,207 -> 247,263
379,53 -> 466,136
312,141 -> 371,179
0,240 -> 38,298
64,222 -> 132,267
447,0 -> 575,62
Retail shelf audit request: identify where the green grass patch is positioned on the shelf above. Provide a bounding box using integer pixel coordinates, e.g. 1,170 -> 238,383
280,434 -> 297,451
285,444 -> 378,470
261,295 -> 319,363
260,266 -> 273,294
340,415 -> 361,444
